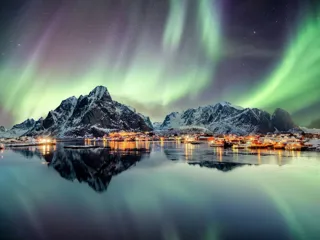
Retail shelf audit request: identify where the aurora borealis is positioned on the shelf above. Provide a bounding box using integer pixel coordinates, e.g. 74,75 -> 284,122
239,6 -> 320,125
0,0 -> 319,127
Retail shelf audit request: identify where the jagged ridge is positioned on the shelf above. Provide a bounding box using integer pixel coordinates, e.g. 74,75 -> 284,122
160,102 -> 297,134
1,86 -> 153,138
25,86 -> 153,137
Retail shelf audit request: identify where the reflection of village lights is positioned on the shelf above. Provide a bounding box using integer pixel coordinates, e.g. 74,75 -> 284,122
257,149 -> 261,164
37,137 -> 56,144
42,145 -> 46,155
218,147 -> 222,162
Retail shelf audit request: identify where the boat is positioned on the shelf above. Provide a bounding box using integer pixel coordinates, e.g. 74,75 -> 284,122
5,142 -> 57,148
285,143 -> 308,151
303,143 -> 316,150
232,144 -> 247,149
64,145 -> 100,149
273,143 -> 285,150
210,142 -> 224,147
189,141 -> 203,145
247,144 -> 268,149
264,143 -> 274,148
247,141 -> 268,149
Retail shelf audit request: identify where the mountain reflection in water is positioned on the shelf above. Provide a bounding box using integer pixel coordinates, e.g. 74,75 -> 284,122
11,141 -> 300,189
162,141 -> 297,166
13,146 -> 149,193
2,142 -> 320,240
188,161 -> 251,172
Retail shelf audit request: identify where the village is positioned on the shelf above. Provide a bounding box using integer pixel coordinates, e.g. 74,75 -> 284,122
95,131 -> 320,151
1,130 -> 319,152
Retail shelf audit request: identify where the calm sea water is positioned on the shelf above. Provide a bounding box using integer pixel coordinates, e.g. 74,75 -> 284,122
0,142 -> 320,240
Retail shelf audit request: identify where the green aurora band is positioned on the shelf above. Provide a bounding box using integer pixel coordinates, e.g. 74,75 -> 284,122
0,1 -> 319,127
0,0 -> 221,126
240,9 -> 320,125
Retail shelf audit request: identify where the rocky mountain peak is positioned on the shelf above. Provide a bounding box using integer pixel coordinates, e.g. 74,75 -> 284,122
160,103 -> 297,134
58,96 -> 77,109
12,118 -> 35,130
271,108 -> 296,131
88,86 -> 112,101
22,85 -> 152,137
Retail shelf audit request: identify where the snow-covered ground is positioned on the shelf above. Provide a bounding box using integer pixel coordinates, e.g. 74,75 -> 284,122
300,127 -> 320,134
305,139 -> 320,151
0,136 -> 35,144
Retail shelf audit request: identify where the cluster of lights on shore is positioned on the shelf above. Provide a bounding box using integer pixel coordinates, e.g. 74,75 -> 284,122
1,130 -> 319,153
37,138 -> 56,144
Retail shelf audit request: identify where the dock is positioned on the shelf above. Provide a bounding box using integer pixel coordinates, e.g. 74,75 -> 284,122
64,145 -> 100,149
5,142 -> 56,148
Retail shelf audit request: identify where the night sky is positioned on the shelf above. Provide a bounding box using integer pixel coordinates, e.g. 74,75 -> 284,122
0,0 -> 319,128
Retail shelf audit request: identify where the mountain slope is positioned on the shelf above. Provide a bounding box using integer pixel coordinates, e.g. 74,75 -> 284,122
0,126 -> 6,133
23,86 -> 152,137
0,119 -> 35,138
160,102 -> 296,134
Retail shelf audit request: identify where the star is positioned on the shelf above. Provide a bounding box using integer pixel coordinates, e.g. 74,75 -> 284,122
253,30 -> 256,34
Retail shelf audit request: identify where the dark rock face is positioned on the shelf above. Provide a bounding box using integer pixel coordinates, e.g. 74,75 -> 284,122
25,86 -> 153,137
152,122 -> 162,130
160,102 -> 297,134
0,118 -> 36,137
271,108 -> 297,131
46,148 -> 144,192
11,118 -> 35,130
188,161 -> 251,172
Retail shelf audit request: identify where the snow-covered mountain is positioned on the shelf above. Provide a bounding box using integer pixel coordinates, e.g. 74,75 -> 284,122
152,122 -> 162,130
159,102 -> 297,134
0,126 -> 6,133
138,113 -> 153,130
0,119 -> 35,138
300,127 -> 320,134
24,86 -> 153,137
0,86 -> 151,138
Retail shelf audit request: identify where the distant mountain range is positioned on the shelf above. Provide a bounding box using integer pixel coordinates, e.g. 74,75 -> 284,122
0,86 -> 301,138
0,119 -> 35,138
159,102 -> 297,134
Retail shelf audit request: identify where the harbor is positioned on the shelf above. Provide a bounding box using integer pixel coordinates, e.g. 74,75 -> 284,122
1,131 -> 320,152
